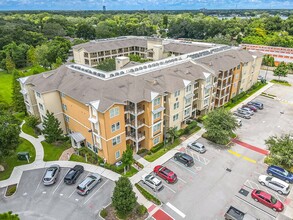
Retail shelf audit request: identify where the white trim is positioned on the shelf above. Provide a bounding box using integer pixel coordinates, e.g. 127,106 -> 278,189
183,79 -> 191,87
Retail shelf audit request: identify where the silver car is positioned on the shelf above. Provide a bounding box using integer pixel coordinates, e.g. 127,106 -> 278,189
77,173 -> 102,195
142,174 -> 163,191
187,141 -> 206,153
240,107 -> 254,116
258,175 -> 290,195
43,164 -> 60,186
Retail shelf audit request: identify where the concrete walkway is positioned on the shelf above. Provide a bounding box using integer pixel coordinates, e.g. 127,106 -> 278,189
59,147 -> 75,161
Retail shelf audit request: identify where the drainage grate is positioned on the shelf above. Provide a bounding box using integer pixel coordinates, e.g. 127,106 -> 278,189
226,168 -> 232,172
239,188 -> 249,197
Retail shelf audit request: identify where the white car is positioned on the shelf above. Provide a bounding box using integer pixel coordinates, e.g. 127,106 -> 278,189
258,175 -> 290,195
142,174 -> 163,191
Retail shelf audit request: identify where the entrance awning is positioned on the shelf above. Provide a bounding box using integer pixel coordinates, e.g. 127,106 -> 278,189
69,132 -> 85,143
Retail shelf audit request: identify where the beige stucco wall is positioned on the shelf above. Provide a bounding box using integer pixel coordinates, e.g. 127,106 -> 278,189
73,48 -> 86,65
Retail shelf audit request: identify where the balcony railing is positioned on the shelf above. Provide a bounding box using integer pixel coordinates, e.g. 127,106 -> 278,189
125,119 -> 144,128
126,132 -> 145,142
125,105 -> 144,115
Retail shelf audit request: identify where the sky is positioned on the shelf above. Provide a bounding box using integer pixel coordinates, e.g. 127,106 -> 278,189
0,0 -> 292,10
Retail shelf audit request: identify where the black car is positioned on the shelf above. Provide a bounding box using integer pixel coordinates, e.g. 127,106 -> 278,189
174,152 -> 194,167
64,165 -> 84,184
247,101 -> 264,110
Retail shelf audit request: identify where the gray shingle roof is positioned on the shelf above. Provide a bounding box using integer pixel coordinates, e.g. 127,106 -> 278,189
164,42 -> 211,54
25,61 -> 211,112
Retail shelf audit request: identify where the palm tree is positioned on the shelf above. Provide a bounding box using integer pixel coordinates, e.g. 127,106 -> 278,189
167,127 -> 178,144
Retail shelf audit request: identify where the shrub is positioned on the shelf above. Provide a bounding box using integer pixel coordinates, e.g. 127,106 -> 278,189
137,148 -> 148,155
150,142 -> 164,153
133,160 -> 144,169
135,183 -> 161,205
100,208 -> 108,218
25,115 -> 39,128
136,204 -> 147,216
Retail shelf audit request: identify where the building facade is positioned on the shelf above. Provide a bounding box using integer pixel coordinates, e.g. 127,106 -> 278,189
20,37 -> 263,164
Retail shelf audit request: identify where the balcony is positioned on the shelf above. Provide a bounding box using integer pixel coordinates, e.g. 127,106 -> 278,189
125,105 -> 144,115
126,132 -> 145,142
125,119 -> 145,129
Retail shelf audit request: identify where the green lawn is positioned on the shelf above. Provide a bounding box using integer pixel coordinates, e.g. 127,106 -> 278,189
123,166 -> 138,177
0,138 -> 36,180
0,71 -> 13,105
22,121 -> 38,138
270,79 -> 291,86
42,141 -> 70,161
69,154 -> 87,163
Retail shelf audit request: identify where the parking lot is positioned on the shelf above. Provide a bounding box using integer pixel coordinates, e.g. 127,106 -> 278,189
0,168 -> 114,220
143,89 -> 293,220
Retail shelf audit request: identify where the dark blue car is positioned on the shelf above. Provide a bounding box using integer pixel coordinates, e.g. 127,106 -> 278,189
267,165 -> 293,183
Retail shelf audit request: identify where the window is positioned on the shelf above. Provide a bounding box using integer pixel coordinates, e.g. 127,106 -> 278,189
36,92 -> 41,98
204,98 -> 209,106
204,88 -> 210,97
173,102 -> 179,110
153,137 -> 160,145
186,85 -> 192,93
60,92 -> 65,98
38,103 -> 44,111
62,104 -> 67,111
153,122 -> 161,133
175,90 -> 180,97
110,107 -> 119,118
173,113 -> 179,121
65,115 -> 69,122
237,64 -> 241,69
112,135 -> 121,146
87,142 -> 92,149
153,112 -> 161,120
184,108 -> 191,116
153,97 -> 161,106
115,150 -> 120,159
111,122 -> 120,132
185,97 -> 192,106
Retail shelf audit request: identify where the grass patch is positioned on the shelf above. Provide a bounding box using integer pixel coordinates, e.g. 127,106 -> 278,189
22,121 -> 38,138
261,92 -> 276,99
69,154 -> 87,163
0,138 -> 36,180
0,71 -> 13,105
123,166 -> 138,177
135,183 -> 161,205
270,79 -> 291,86
5,184 -> 17,196
42,141 -> 70,161
224,82 -> 267,110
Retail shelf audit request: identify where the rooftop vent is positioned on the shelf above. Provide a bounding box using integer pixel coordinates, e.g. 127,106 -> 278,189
153,80 -> 159,85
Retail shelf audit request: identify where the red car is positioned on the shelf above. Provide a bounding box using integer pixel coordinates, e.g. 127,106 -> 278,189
251,189 -> 284,212
243,104 -> 258,112
153,165 -> 177,183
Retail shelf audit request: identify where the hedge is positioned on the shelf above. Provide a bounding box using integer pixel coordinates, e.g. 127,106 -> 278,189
135,183 -> 161,205
150,142 -> 164,153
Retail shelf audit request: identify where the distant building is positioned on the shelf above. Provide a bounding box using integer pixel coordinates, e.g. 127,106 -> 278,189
103,5 -> 106,11
241,44 -> 293,66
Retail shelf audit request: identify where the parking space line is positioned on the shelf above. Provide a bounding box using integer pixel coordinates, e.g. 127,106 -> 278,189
166,202 -> 186,218
235,195 -> 277,219
34,177 -> 43,194
52,172 -> 68,194
171,160 -> 197,175
163,184 -> 176,193
68,189 -> 76,198
83,180 -> 108,205
177,177 -> 187,184
227,150 -> 241,157
242,156 -> 256,164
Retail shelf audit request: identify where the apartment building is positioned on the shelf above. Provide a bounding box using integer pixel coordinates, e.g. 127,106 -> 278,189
20,37 -> 262,164
241,44 -> 293,66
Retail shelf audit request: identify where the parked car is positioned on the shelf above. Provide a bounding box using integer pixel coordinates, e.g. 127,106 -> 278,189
153,165 -> 177,183
258,175 -> 290,195
43,164 -> 60,186
251,189 -> 284,212
77,173 -> 102,195
235,118 -> 242,127
187,141 -> 206,153
267,165 -> 293,183
233,111 -> 251,119
242,104 -> 258,112
224,206 -> 258,220
142,174 -> 163,191
64,165 -> 84,185
174,152 -> 194,167
247,101 -> 264,110
238,107 -> 254,116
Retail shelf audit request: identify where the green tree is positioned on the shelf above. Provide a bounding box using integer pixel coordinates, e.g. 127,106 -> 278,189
42,111 -> 63,143
11,70 -> 26,112
163,15 -> 168,28
0,211 -> 20,220
26,115 -> 39,128
167,127 -> 178,144
42,22 -> 66,39
273,62 -> 288,80
52,57 -> 63,69
5,53 -> 15,73
203,108 -> 237,145
121,145 -> 133,171
0,113 -> 21,159
26,46 -> 37,66
262,55 -> 275,67
76,23 -> 96,40
112,177 -> 137,217
95,58 -> 116,71
265,134 -> 293,167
